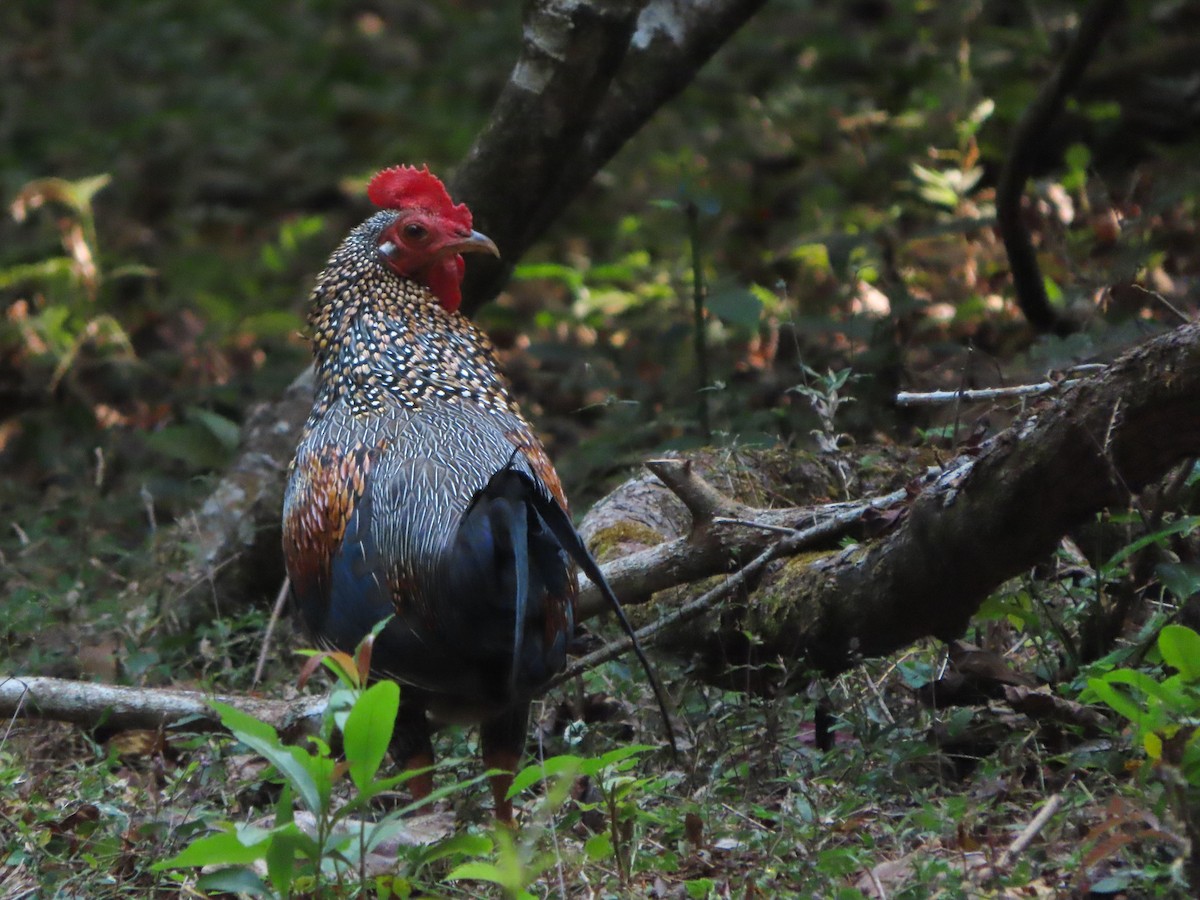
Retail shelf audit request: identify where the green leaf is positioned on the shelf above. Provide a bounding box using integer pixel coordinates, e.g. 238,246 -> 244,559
69,173 -> 113,210
1100,668 -> 1177,706
595,745 -> 654,770
789,242 -> 831,272
511,262 -> 584,292
195,867 -> 271,895
344,680 -> 400,793
238,311 -> 304,338
265,827 -> 302,898
0,257 -> 77,290
1102,517 -> 1200,575
1159,625 -> 1200,681
1157,563 -> 1200,602
142,423 -> 230,470
1144,730 -> 1163,760
584,831 -> 612,861
1085,677 -> 1144,726
211,701 -> 323,812
414,832 -> 494,867
446,860 -> 508,885
154,827 -> 269,870
1065,143 -> 1091,173
507,755 -> 582,797
705,287 -> 763,327
187,407 -> 242,451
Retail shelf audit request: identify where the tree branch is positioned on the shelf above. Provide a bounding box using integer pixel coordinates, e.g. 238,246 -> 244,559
458,0 -> 768,313
0,675 -> 324,743
996,0 -> 1125,335
452,0 -> 646,309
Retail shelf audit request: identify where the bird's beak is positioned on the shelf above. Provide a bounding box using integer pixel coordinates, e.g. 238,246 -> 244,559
447,229 -> 500,258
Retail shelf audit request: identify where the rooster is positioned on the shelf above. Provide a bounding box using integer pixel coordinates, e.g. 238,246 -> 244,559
282,165 -> 668,821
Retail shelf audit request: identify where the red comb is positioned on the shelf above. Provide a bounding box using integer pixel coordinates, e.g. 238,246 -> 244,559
367,165 -> 472,229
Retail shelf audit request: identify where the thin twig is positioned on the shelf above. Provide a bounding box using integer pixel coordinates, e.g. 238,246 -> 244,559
711,517 -> 801,535
999,792 -> 1064,867
253,577 -> 291,688
895,381 -> 1075,406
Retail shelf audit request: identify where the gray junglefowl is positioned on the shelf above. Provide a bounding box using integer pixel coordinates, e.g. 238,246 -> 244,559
282,165 -> 669,822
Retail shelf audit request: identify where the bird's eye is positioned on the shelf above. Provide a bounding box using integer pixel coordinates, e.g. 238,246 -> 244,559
403,223 -> 428,241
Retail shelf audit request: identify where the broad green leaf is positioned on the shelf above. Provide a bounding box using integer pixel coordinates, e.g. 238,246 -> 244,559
265,827 -> 303,898
595,744 -> 654,770
187,406 -> 241,451
195,867 -> 271,895
1157,562 -> 1200,602
13,174 -> 110,217
584,831 -> 612,861
512,262 -> 584,291
1065,143 -> 1091,173
446,860 -> 508,885
1086,677 -> 1146,726
344,680 -> 400,793
153,827 -> 268,870
275,782 -> 295,826
1101,668 -> 1179,706
413,832 -> 493,866
790,242 -> 831,271
0,258 -> 76,289
211,701 -> 322,812
507,755 -> 583,797
1158,625 -> 1200,681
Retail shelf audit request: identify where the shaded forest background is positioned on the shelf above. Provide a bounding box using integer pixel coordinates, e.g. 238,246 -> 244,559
4,0 -> 1200,897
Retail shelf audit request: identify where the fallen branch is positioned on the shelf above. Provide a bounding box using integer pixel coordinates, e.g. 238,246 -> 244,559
0,675 -> 324,743
895,381 -> 1066,406
668,320 -> 1200,680
895,365 -> 1106,406
574,455 -> 903,619
552,480 -> 913,691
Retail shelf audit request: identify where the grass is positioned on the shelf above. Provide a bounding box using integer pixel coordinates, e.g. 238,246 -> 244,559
5,627 -> 1199,897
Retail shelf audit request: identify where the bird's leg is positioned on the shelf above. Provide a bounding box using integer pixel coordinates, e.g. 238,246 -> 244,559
480,703 -> 531,824
390,699 -> 435,812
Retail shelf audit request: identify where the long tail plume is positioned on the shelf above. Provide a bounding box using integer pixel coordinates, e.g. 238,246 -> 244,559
521,475 -> 679,757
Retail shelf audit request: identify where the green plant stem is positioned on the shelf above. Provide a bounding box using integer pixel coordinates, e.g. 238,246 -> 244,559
686,200 -> 711,441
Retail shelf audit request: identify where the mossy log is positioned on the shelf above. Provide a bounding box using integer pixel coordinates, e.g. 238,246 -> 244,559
572,322 -> 1200,693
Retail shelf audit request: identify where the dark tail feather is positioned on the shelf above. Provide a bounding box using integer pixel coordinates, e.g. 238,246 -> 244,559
490,498 -> 530,694
521,476 -> 680,757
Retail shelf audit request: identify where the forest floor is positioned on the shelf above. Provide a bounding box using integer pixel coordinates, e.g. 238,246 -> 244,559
4,1 -> 1200,896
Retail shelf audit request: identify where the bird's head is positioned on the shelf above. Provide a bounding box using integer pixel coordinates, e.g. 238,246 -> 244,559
367,165 -> 499,312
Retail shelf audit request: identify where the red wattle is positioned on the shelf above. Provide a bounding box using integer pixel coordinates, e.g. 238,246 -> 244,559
424,256 -> 465,311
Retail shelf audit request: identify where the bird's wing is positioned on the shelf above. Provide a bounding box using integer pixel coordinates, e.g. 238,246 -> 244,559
284,395 -> 575,702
